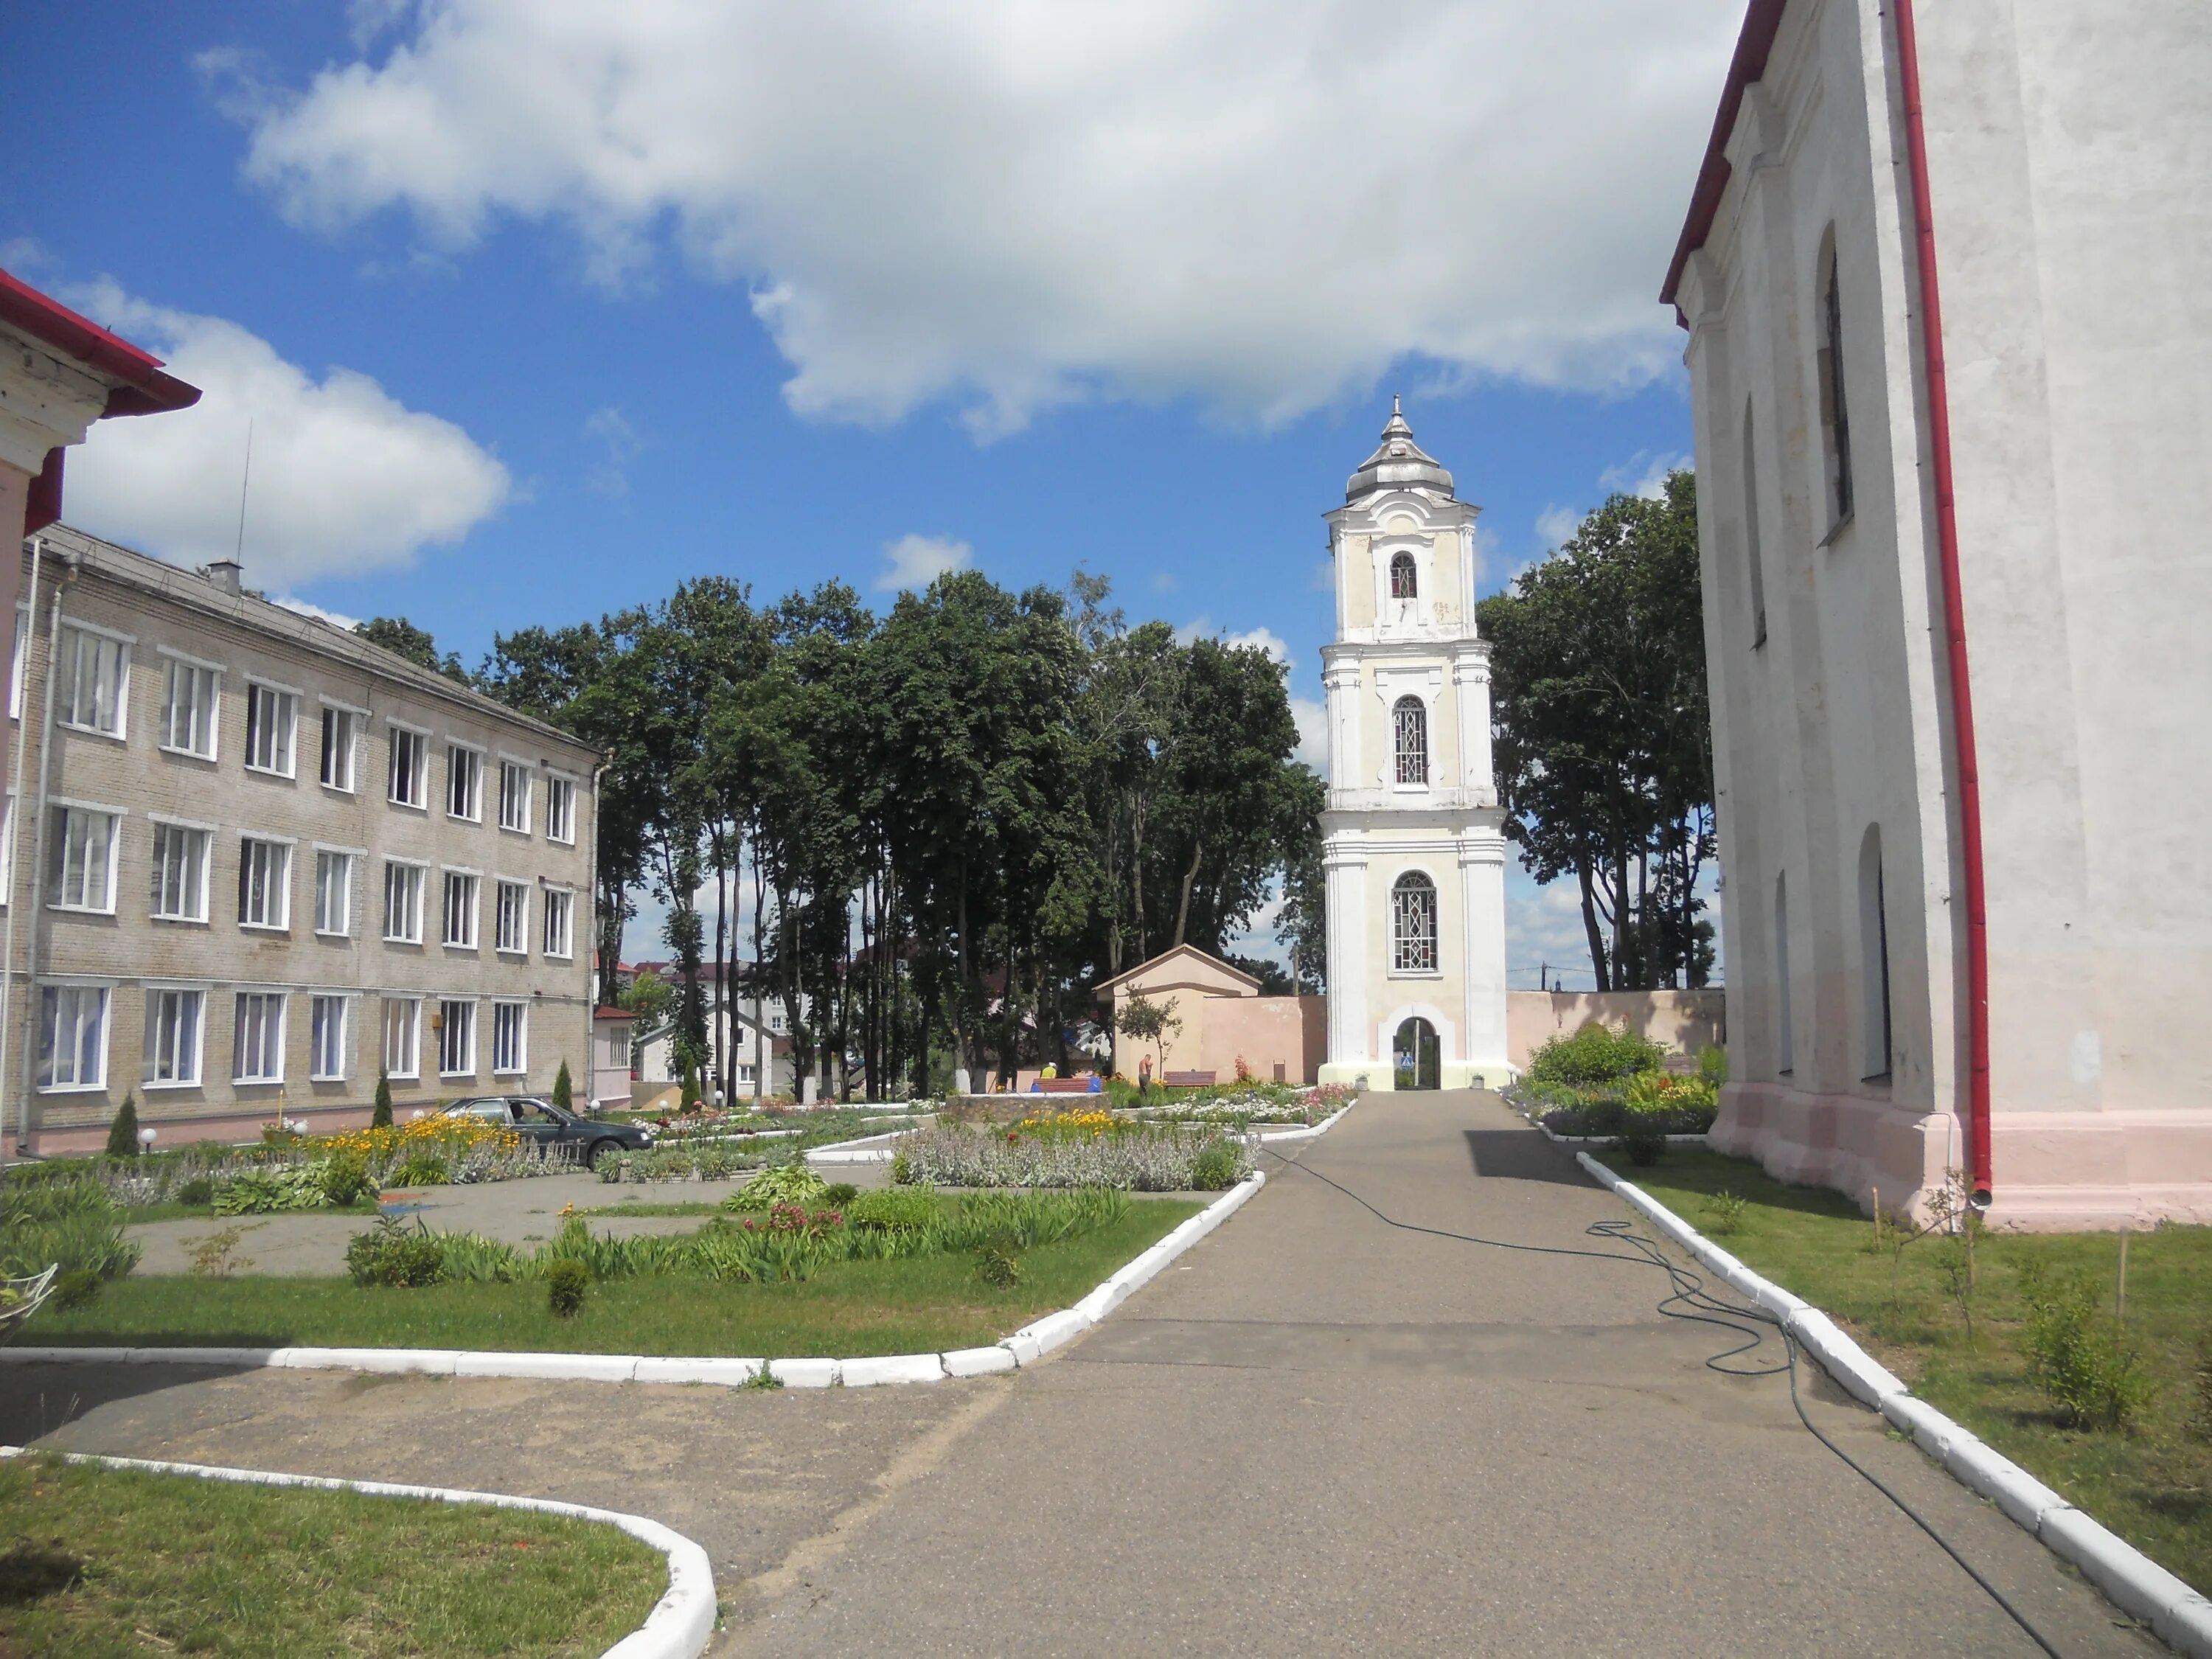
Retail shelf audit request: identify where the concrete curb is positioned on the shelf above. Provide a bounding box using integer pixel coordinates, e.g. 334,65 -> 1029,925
1571,1149 -> 2212,1654
1,1172 -> 1270,1394
803,1132 -> 909,1165
1253,1103 -> 1354,1142
0,1445 -> 715,1659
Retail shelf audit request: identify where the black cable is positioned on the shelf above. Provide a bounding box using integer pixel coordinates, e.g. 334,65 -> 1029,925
1255,1140 -> 2065,1659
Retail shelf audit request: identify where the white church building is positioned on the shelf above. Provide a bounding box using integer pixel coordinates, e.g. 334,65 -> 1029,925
1316,404 -> 1511,1092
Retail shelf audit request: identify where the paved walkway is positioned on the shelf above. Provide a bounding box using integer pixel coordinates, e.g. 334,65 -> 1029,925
1,1091 -> 2157,1655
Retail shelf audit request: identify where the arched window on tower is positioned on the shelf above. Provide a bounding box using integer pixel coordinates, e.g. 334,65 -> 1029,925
1391,872 -> 1438,973
1393,695 -> 1428,786
1389,551 -> 1418,599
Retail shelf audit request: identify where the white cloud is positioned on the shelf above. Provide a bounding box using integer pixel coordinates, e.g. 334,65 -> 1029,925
215,0 -> 1739,435
1290,694 -> 1327,768
62,282 -> 511,586
271,594 -> 365,631
1600,449 -> 1691,500
877,532 -> 973,592
1217,625 -> 1290,666
583,405 -> 644,498
1535,504 -> 1581,549
1150,571 -> 1178,594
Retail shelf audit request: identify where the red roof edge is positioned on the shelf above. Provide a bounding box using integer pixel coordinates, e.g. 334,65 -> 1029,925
0,268 -> 202,415
1658,0 -> 1790,323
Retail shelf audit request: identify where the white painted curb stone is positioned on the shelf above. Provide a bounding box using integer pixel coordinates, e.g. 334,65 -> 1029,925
1570,1145 -> 2212,1654
840,1353 -> 947,1388
0,1446 -> 714,1659
1254,1104 -> 1354,1143
942,1345 -> 1018,1378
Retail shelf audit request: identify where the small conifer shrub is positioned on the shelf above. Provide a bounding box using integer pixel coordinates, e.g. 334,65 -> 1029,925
103,1094 -> 142,1159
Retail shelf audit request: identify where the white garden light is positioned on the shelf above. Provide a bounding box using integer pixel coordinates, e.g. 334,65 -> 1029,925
137,1127 -> 156,1148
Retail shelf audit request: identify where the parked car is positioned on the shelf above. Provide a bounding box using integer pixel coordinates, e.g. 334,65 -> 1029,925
442,1096 -> 653,1169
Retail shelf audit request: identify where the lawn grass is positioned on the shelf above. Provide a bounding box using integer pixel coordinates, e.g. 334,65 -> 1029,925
1596,1147 -> 2212,1594
577,1201 -> 726,1217
32,1199 -> 1201,1357
0,1453 -> 660,1658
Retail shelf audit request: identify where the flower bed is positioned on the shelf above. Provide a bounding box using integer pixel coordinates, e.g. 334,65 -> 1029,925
1135,1083 -> 1353,1128
596,1141 -> 771,1183
891,1121 -> 1249,1191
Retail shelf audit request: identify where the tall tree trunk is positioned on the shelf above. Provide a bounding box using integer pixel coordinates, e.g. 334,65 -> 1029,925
1171,832 -> 1204,948
749,836 -> 767,1102
1578,857 -> 1611,993
712,835 -> 728,1103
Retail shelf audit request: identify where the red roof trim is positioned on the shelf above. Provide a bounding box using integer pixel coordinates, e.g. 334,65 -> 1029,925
0,267 -> 202,415
1658,0 -> 1790,321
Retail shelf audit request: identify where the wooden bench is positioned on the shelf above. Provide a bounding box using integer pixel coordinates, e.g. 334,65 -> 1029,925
1033,1076 -> 1101,1094
1161,1070 -> 1217,1088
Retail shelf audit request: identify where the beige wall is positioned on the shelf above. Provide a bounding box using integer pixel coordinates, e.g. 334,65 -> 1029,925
1507,990 -> 1726,1071
1106,987 -> 1326,1085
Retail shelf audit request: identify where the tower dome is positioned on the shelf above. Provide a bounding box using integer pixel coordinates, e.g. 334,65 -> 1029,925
1345,397 -> 1455,501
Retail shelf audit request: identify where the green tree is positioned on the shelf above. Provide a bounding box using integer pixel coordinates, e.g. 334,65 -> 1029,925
372,1071 -> 393,1130
552,1059 -> 573,1110
356,616 -> 469,682
1114,993 -> 1183,1075
104,1093 -> 141,1158
1478,470 -> 1712,990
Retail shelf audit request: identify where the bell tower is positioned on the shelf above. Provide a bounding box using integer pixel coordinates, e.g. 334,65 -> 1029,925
1316,401 -> 1512,1090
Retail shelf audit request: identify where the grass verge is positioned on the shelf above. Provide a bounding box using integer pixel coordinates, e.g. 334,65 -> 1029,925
0,1453 -> 660,1658
1596,1147 -> 2212,1593
122,1198 -> 382,1226
30,1200 -> 1202,1357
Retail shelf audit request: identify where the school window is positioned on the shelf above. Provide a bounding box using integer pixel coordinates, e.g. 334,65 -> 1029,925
438,999 -> 476,1077
49,805 -> 120,912
55,625 -> 128,737
442,870 -> 479,948
546,776 -> 576,844
494,880 -> 529,954
315,850 -> 354,936
383,997 -> 422,1079
238,837 -> 292,931
160,658 -> 220,758
383,860 -> 425,943
150,822 -> 211,922
234,992 -> 287,1082
542,888 -> 574,959
244,683 -> 298,776
143,988 -> 204,1087
448,743 -> 481,821
320,706 -> 359,792
498,761 -> 532,833
491,1001 -> 527,1076
389,726 -> 428,807
310,995 -> 350,1081
38,984 -> 110,1090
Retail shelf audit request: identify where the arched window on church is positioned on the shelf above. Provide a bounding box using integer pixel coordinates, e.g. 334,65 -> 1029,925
1389,551 -> 1418,599
1391,872 -> 1438,973
1393,695 -> 1428,786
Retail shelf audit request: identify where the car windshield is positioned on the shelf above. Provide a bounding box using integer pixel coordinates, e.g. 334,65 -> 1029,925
515,1101 -> 566,1126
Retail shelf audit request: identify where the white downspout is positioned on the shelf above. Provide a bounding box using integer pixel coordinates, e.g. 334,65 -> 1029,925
0,538 -> 44,1159
13,551 -> 68,1153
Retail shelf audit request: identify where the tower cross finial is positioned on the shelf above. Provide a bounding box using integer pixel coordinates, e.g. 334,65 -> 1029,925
1393,392 -> 1402,416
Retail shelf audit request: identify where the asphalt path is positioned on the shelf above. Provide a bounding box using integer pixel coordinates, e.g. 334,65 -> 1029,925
0,1089 -> 2160,1656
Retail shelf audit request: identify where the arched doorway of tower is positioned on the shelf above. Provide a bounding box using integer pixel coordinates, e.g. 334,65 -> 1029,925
1393,1018 -> 1441,1091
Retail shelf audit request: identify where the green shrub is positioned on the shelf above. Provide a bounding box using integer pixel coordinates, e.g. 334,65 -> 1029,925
1697,1046 -> 1730,1087
1189,1138 -> 1243,1191
1527,1023 -> 1668,1088
0,1181 -> 141,1289
846,1189 -> 938,1232
319,1153 -> 375,1208
823,1182 -> 860,1207
1705,1191 -> 1747,1235
51,1268 -> 103,1311
681,1059 -> 700,1111
726,1162 -> 829,1211
1616,1115 -> 1667,1168
372,1072 -> 394,1130
436,1232 -> 528,1283
175,1178 -> 216,1208
2189,1333 -> 2212,1444
552,1060 -> 573,1110
215,1166 -> 326,1215
344,1217 -> 445,1287
977,1237 -> 1023,1287
103,1095 -> 142,1159
389,1154 -> 451,1188
545,1258 -> 589,1318
2016,1260 -> 2154,1430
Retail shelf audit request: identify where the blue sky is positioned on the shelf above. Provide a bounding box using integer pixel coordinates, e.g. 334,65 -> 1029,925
6,1 -> 1737,984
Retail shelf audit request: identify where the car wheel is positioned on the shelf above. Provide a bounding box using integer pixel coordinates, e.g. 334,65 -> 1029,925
587,1139 -> 624,1170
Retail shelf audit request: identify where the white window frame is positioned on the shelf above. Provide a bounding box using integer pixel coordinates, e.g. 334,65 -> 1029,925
237,835 -> 293,932
491,1000 -> 528,1077
243,679 -> 300,779
447,740 -> 484,822
48,800 -> 124,915
383,858 -> 427,944
541,886 -> 575,961
38,982 -> 112,1091
546,773 -> 577,845
54,622 -> 131,741
383,996 -> 422,1080
157,649 -> 222,761
310,993 -> 352,1082
493,877 -> 529,956
149,817 -> 215,924
143,985 -> 207,1089
388,721 -> 430,810
233,990 -> 288,1084
1390,871 -> 1441,975
319,701 -> 362,793
8,608 -> 26,723
497,758 -> 533,835
314,847 -> 356,937
437,998 -> 477,1079
442,867 -> 480,950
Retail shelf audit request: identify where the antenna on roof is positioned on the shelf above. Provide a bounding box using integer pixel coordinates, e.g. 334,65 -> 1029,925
234,418 -> 254,563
